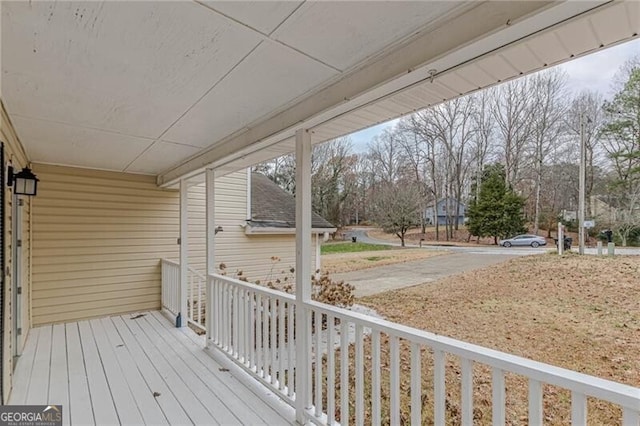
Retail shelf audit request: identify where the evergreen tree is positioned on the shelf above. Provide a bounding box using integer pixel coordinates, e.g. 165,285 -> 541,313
467,164 -> 526,244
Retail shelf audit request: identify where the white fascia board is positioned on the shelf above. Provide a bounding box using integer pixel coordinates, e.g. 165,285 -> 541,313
158,1 -> 608,187
244,226 -> 337,236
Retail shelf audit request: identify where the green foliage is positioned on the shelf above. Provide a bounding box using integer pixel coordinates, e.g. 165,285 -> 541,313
601,65 -> 640,246
321,242 -> 391,254
467,164 -> 527,243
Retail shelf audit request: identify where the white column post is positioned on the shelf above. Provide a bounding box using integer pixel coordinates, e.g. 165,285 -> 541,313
179,179 -> 189,327
205,168 -> 216,345
295,128 -> 312,423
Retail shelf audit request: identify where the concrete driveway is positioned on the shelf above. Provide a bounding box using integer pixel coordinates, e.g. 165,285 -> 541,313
335,251 -> 520,297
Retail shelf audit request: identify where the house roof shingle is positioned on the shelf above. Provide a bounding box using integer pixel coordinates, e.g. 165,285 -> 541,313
249,172 -> 335,230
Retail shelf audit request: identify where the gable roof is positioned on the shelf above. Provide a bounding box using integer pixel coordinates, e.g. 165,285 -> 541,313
248,172 -> 335,231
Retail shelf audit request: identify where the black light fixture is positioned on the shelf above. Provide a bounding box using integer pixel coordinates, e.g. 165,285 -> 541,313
7,165 -> 39,196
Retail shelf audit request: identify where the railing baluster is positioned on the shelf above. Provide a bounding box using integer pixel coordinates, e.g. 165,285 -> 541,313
221,282 -> 227,350
247,290 -> 251,365
278,299 -> 286,390
622,408 -> 640,426
529,379 -> 543,426
189,274 -> 194,321
287,302 -> 295,397
434,349 -> 445,426
315,311 -> 323,417
571,391 -> 587,426
234,286 -> 240,357
238,288 -> 245,361
270,298 -> 277,386
262,296 -> 269,380
461,358 -> 473,425
340,320 -> 349,426
371,330 -> 381,426
390,336 -> 400,426
327,315 -> 336,425
256,294 -> 263,377
198,276 -> 203,325
410,342 -> 422,426
355,324 -> 364,425
249,290 -> 255,370
492,368 -> 505,426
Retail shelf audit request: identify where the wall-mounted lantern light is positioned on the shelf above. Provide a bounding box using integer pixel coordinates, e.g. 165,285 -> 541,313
7,166 -> 39,196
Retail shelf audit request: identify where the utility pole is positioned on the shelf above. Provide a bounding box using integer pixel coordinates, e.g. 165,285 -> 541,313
578,112 -> 586,255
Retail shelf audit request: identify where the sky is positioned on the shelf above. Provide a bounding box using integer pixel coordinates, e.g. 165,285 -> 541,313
348,38 -> 640,153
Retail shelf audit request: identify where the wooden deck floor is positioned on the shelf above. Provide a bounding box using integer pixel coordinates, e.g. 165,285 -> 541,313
9,311 -> 294,425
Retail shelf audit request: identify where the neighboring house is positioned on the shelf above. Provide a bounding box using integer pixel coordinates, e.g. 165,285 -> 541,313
188,171 -> 336,283
590,195 -> 618,224
424,198 -> 466,226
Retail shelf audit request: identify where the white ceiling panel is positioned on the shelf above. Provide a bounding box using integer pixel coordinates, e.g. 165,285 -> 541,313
590,1 -> 638,45
526,31 -> 570,66
10,116 -> 154,171
273,1 -> 463,71
163,41 -> 338,148
455,63 -> 496,89
555,19 -> 599,55
2,1 -> 262,139
498,44 -> 541,75
125,141 -> 202,175
202,1 -> 303,34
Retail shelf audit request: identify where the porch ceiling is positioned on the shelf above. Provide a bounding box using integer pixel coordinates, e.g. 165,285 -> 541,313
2,1 -> 638,183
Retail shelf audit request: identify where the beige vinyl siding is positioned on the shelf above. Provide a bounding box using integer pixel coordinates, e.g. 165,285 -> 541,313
188,171 -> 317,283
1,99 -> 32,403
31,164 -> 179,326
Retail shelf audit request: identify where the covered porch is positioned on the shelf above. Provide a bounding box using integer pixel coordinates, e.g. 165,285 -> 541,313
9,311 -> 294,425
2,0 -> 640,425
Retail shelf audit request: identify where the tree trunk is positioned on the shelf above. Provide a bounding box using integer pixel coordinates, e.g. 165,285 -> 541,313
533,157 -> 542,235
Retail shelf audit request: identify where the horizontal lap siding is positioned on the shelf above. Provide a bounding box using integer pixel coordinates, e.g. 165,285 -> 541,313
31,164 -> 179,326
188,171 -> 316,284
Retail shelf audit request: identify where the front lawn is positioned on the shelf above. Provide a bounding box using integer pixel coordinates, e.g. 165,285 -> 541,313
321,241 -> 391,254
346,254 -> 640,424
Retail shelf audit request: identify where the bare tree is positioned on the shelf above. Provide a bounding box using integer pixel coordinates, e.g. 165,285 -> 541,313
371,181 -> 422,246
566,90 -> 606,218
493,78 -> 536,187
368,128 -> 404,184
528,69 -> 569,234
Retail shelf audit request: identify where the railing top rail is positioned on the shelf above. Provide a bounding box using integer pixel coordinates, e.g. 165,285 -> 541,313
161,258 -> 180,267
306,300 -> 640,410
209,273 -> 296,301
188,266 -> 206,281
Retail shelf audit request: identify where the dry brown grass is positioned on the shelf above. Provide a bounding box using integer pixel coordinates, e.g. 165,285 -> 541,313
340,253 -> 640,424
322,249 -> 447,274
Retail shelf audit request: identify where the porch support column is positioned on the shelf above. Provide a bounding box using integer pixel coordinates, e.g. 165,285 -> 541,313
295,128 -> 312,422
179,179 -> 188,327
205,168 -> 215,346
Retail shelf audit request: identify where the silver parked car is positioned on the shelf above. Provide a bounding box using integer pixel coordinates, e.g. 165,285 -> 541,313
499,234 -> 547,248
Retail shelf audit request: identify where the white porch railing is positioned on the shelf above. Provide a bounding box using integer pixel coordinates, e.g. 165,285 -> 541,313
160,259 -> 207,332
161,259 -> 180,316
206,273 -> 640,426
187,266 -> 206,332
209,273 -> 298,405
